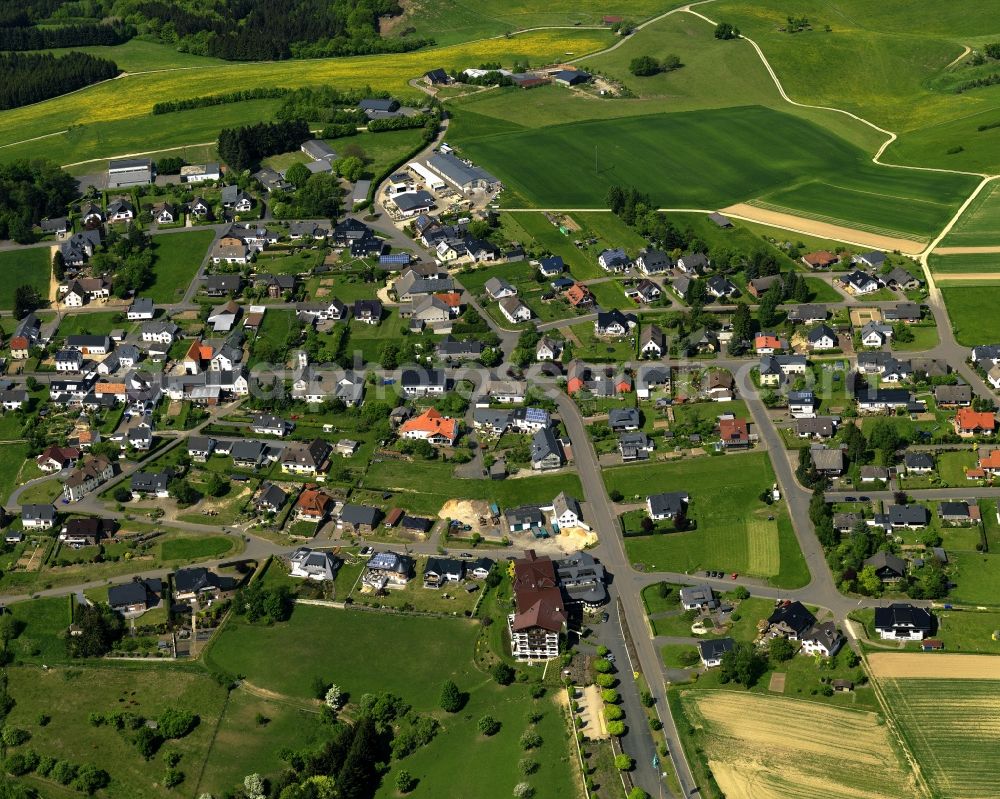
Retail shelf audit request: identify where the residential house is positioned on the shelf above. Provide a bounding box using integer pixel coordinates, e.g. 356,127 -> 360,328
955,407 -> 996,437
939,501 -> 972,525
598,248 -> 629,272
884,302 -> 922,323
203,274 -> 243,297
865,551 -> 907,582
646,492 -> 689,521
437,336 -> 483,360
36,445 -> 80,473
565,282 -> 593,307
207,300 -> 242,333
108,578 -> 162,615
624,279 -> 660,304
810,446 -> 844,475
552,492 -> 585,529
251,413 -> 292,437
676,252 -> 708,274
60,517 -> 108,547
679,585 -> 718,611
934,384 -> 971,408
636,365 -> 670,399
536,337 -> 561,361
174,567 -> 222,602
484,277 -> 517,299
363,551 -> 413,590
903,452 -> 934,474
705,275 -> 738,299
608,408 -> 640,432
152,202 -> 177,224
808,324 -> 838,350
107,197 -> 135,222
509,550 -> 566,661
595,310 -> 635,337
839,270 -> 880,295
531,427 -> 564,471
706,370 -> 734,401
754,333 -> 785,355
290,547 -> 340,581
141,320 -> 178,345
767,601 -> 816,640
639,324 -> 665,358
719,417 -> 751,448
22,504 -> 56,530
800,622 -> 844,657
130,470 -> 170,499
860,321 -> 894,348
747,274 -> 782,298
636,249 -> 671,275
423,557 -> 464,588
230,440 -> 268,469
885,267 -> 921,290
802,251 -> 838,269
499,296 -> 532,324
281,438 -> 332,478
295,488 -> 333,522
697,637 -> 735,668
874,604 -> 933,640
787,304 -> 828,324
888,504 -> 929,529
400,368 -> 447,397
127,298 -> 155,320
400,407 -> 459,446
788,390 -> 818,419
616,431 -> 653,460
338,504 -> 381,534
852,251 -> 887,270
187,436 -> 215,462
860,465 -> 890,483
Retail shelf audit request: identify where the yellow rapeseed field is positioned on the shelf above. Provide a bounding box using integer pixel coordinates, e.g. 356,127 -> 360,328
0,29 -> 612,149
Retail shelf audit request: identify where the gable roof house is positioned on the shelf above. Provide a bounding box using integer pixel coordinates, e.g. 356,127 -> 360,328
636,249 -> 671,275
531,427 -> 565,471
767,601 -> 816,640
698,637 -> 735,668
295,488 -> 333,522
874,604 -> 933,640
705,275 -> 738,299
594,309 -> 635,337
934,384 -> 971,408
807,324 -> 838,350
290,547 -> 340,581
624,278 -> 661,304
640,324 -> 666,358
884,266 -> 921,290
955,407 -> 996,437
423,556 -> 464,588
400,407 -> 459,446
499,296 -> 532,324
787,304 -> 828,324
62,454 -> 114,501
598,248 -> 629,272
802,250 -> 838,269
810,446 -> 845,475
509,550 -> 567,661
130,470 -> 171,498
338,503 -> 381,534
281,438 -> 332,478
676,252 -> 709,274
864,551 -> 908,582
646,491 -> 689,521
800,621 -> 845,657
22,504 -> 57,529
484,277 -> 517,299
679,584 -> 718,611
747,273 -> 783,298
860,321 -> 894,348
839,269 -> 880,295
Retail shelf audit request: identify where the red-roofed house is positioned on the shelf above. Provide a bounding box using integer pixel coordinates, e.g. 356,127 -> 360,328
754,333 -> 785,354
10,336 -> 30,360
399,407 -> 458,446
566,283 -> 593,307
802,251 -> 838,269
295,488 -> 333,522
955,408 -> 996,438
434,292 -> 463,315
36,445 -> 80,473
719,417 -> 751,449
978,448 -> 1000,477
509,550 -> 566,661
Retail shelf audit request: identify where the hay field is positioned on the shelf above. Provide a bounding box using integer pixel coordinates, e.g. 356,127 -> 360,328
680,691 -> 917,799
878,675 -> 1000,799
868,652 -> 1000,680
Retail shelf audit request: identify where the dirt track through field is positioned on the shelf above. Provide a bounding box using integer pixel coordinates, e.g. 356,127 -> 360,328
868,652 -> 1000,679
928,272 -> 1000,282
933,246 -> 1000,255
722,203 -> 927,254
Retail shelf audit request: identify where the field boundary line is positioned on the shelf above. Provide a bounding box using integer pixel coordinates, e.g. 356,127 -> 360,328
682,3 -> 991,181
745,198 -> 921,240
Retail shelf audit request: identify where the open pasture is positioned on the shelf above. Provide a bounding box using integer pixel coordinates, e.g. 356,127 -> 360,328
941,286 -> 1000,345
678,690 -> 916,799
878,674 -> 1000,799
455,105 -> 973,238
938,180 -> 1000,247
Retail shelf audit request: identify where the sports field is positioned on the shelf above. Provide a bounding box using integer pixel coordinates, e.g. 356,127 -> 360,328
677,690 -> 916,799
455,105 -> 974,237
608,453 -> 809,587
0,247 -> 51,310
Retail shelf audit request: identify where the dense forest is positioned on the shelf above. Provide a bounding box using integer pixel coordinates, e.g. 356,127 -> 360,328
0,160 -> 79,243
0,51 -> 119,110
122,0 -> 431,60
217,119 -> 311,171
0,21 -> 131,50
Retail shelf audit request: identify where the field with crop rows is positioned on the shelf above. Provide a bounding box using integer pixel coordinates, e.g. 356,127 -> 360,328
878,675 -> 1000,799
678,690 -> 916,799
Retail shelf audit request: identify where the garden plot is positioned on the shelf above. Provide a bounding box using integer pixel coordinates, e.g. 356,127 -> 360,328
681,690 -> 917,799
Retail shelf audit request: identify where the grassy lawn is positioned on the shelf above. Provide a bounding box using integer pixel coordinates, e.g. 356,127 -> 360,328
803,277 -> 844,303
569,321 -> 635,361
7,596 -> 74,663
942,286 -> 1000,346
146,230 -> 215,303
351,557 -> 480,615
206,605 -> 578,799
6,663 -> 229,799
672,399 -> 748,426
893,322 -> 939,351
249,309 -> 300,366
16,477 -> 63,505
608,453 -> 809,588
0,442 -> 30,504
159,535 -> 235,562
362,459 -> 582,516
0,248 -> 50,311
55,310 -> 127,338
585,279 -> 634,309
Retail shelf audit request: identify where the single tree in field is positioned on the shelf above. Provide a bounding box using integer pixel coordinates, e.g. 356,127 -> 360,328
714,22 -> 740,39
439,680 -> 462,712
629,55 -> 660,76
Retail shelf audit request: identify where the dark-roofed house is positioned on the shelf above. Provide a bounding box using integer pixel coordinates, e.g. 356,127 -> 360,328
698,637 -> 735,668
290,547 -> 340,581
864,551 -> 907,582
646,492 -> 689,521
888,504 -> 929,529
801,621 -> 845,657
506,505 -> 545,533
174,567 -> 222,601
256,482 -> 288,514
22,504 -> 56,529
608,407 -> 640,432
338,504 -> 381,534
555,551 -> 607,609
903,452 -> 934,474
767,601 -> 816,640
424,556 -> 464,588
108,577 -> 162,615
939,501 -> 972,524
679,584 -> 717,611
874,604 -> 934,640
531,427 -> 564,471
810,446 -> 844,475
934,384 -> 971,408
